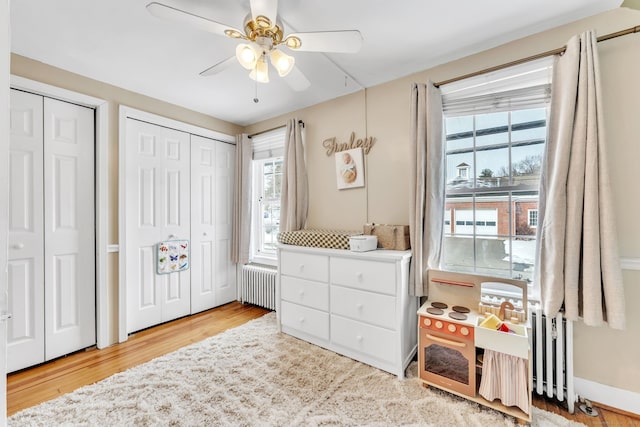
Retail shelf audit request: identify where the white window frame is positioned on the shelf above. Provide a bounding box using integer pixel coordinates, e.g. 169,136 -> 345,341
249,127 -> 286,265
440,57 -> 553,298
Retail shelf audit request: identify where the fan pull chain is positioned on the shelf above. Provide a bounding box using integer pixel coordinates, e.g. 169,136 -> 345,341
253,72 -> 259,103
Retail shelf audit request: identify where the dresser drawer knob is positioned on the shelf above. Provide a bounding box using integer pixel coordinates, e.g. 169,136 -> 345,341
356,335 -> 363,342
356,303 -> 363,310
298,290 -> 305,298
356,272 -> 363,281
298,264 -> 305,273
299,317 -> 305,324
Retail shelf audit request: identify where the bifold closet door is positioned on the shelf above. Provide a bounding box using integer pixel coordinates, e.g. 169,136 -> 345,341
7,90 -> 96,371
7,90 -> 45,372
190,135 -> 236,313
214,141 -> 236,305
43,97 -> 96,361
125,119 -> 191,333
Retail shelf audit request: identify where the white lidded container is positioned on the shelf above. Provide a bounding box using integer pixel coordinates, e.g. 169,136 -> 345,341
349,235 -> 377,252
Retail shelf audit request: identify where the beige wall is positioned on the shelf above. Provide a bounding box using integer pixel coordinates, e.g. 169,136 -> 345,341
247,8 -> 640,396
9,6 -> 640,400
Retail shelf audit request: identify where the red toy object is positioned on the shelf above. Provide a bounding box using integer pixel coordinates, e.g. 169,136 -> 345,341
498,322 -> 511,333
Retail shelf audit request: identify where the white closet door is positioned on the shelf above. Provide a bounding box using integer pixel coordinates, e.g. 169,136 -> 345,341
215,141 -> 236,304
190,135 -> 216,313
43,97 -> 96,360
125,119 -> 190,333
7,89 -> 45,372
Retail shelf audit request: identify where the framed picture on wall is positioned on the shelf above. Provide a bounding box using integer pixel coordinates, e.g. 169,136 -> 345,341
335,147 -> 365,190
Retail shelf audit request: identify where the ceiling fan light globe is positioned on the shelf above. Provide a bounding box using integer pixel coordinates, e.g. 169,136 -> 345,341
270,49 -> 295,77
249,59 -> 269,83
236,43 -> 258,70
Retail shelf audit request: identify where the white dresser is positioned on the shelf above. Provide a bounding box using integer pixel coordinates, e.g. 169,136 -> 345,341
277,244 -> 417,378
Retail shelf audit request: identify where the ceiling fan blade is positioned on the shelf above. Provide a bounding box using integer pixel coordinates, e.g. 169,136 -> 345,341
282,65 -> 310,92
287,30 -> 363,53
146,2 -> 242,37
199,56 -> 237,77
250,0 -> 278,25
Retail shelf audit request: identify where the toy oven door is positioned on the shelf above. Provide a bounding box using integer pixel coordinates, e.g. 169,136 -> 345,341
419,326 -> 476,398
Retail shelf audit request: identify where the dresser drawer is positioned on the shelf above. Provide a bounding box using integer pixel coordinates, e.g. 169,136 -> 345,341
281,301 -> 329,340
281,276 -> 329,311
331,315 -> 396,363
280,251 -> 329,282
330,257 -> 396,295
331,286 -> 396,330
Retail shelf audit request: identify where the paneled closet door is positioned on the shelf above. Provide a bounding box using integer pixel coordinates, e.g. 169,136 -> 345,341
215,141 -> 236,304
7,89 -> 45,372
189,136 -> 236,312
125,119 -> 191,333
190,135 -> 217,313
43,97 -> 96,360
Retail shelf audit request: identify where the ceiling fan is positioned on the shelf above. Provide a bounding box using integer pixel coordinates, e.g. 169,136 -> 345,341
146,0 -> 363,91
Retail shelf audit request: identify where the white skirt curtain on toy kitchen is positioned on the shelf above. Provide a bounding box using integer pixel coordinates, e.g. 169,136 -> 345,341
535,30 -> 626,329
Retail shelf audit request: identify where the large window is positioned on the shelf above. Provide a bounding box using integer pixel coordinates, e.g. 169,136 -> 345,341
440,58 -> 552,285
250,128 -> 285,263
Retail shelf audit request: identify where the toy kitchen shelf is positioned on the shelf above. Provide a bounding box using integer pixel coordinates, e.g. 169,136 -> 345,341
418,269 -> 532,425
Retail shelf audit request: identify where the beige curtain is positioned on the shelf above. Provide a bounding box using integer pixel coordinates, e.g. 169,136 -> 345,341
409,82 -> 445,297
535,31 -> 625,329
231,133 -> 252,264
280,119 -> 308,232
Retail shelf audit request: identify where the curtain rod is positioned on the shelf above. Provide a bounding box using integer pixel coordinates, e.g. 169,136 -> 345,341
434,24 -> 640,88
248,120 -> 305,138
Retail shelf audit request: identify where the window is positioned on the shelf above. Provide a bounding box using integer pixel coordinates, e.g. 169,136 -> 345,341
250,128 -> 285,263
440,57 -> 552,285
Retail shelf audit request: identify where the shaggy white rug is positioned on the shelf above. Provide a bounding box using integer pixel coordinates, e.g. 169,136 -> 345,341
9,312 -> 585,427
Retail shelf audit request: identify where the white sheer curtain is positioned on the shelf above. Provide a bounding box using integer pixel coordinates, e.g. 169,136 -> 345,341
409,82 -> 445,297
535,31 -> 626,329
280,119 -> 308,232
231,133 -> 252,264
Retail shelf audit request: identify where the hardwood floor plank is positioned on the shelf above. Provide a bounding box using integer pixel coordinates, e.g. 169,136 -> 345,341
7,301 -> 639,427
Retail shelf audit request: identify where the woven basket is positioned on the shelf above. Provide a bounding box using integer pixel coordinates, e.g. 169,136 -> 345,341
363,223 -> 410,250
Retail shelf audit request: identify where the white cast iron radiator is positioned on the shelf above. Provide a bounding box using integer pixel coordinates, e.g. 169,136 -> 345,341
239,264 -> 276,310
531,303 -> 575,413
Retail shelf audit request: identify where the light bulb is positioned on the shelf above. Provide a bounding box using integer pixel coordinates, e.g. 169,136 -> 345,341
270,49 -> 295,77
236,43 -> 258,70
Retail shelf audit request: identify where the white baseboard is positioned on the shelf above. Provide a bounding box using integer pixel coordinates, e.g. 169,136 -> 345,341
574,377 -> 640,415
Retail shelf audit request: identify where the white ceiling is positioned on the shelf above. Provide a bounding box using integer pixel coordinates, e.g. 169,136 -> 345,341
11,0 -> 622,126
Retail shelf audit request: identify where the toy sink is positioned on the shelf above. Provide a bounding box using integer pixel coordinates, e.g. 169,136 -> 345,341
475,317 -> 529,359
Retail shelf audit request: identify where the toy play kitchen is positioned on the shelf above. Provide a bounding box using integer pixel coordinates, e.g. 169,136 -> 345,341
418,269 -> 532,424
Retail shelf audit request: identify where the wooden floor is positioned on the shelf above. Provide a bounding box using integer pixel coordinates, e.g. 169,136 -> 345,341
7,301 -> 639,426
